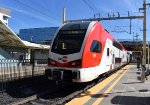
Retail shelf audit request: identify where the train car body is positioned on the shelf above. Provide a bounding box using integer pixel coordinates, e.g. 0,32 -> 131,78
45,21 -> 130,82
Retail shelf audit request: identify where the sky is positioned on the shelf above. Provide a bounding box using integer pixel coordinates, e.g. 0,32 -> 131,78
0,0 -> 150,41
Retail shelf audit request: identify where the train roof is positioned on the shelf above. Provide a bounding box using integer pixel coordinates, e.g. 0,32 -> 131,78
62,21 -> 127,51
61,21 -> 91,30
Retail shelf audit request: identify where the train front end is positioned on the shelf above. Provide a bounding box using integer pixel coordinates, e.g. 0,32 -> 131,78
45,21 -> 99,82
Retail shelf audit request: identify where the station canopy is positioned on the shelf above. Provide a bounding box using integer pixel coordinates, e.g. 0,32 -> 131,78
0,20 -> 50,49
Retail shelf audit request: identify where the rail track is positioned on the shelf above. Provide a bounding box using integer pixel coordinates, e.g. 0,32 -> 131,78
8,65 -> 125,105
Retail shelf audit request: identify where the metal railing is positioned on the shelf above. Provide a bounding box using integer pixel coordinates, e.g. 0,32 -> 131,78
0,59 -> 47,92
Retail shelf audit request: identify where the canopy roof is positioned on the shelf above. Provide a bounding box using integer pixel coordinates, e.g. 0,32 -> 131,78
0,20 -> 50,49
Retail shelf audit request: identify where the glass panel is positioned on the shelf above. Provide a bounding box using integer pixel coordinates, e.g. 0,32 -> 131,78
51,30 -> 86,55
90,40 -> 102,53
107,48 -> 109,56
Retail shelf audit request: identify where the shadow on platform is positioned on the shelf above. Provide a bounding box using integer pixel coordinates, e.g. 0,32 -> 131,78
111,95 -> 150,105
76,90 -> 139,99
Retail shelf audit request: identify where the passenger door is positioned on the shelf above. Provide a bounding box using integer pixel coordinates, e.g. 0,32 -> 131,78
106,41 -> 113,71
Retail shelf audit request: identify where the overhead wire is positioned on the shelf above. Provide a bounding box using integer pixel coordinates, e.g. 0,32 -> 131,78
100,13 -> 132,40
28,0 -> 60,20
14,0 -> 58,26
85,0 -> 143,40
134,1 -> 143,40
0,1 -> 33,28
100,13 -> 113,28
82,0 -> 97,13
90,7 -> 130,34
87,0 -> 99,12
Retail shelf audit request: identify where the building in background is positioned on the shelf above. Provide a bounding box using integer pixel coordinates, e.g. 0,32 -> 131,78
19,27 -> 58,45
0,7 -> 11,25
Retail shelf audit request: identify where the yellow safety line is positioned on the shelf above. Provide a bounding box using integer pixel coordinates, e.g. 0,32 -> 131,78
92,65 -> 130,105
65,65 -> 130,105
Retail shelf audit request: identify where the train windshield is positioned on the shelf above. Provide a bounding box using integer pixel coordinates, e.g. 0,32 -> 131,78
51,30 -> 86,55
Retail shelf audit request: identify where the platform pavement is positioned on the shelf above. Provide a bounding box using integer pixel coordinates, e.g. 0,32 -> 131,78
66,64 -> 150,105
90,64 -> 150,105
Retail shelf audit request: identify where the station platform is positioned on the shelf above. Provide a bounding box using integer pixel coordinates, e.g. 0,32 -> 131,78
66,64 -> 150,105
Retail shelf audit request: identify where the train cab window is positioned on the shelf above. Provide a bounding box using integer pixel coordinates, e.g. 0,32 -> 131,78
90,40 -> 102,53
51,30 -> 86,55
107,48 -> 109,56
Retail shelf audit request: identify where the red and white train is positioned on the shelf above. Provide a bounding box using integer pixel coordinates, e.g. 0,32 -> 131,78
45,21 -> 130,82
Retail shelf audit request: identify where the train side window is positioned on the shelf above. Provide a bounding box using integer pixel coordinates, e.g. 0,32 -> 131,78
90,40 -> 102,53
113,40 -> 122,50
107,48 -> 109,56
